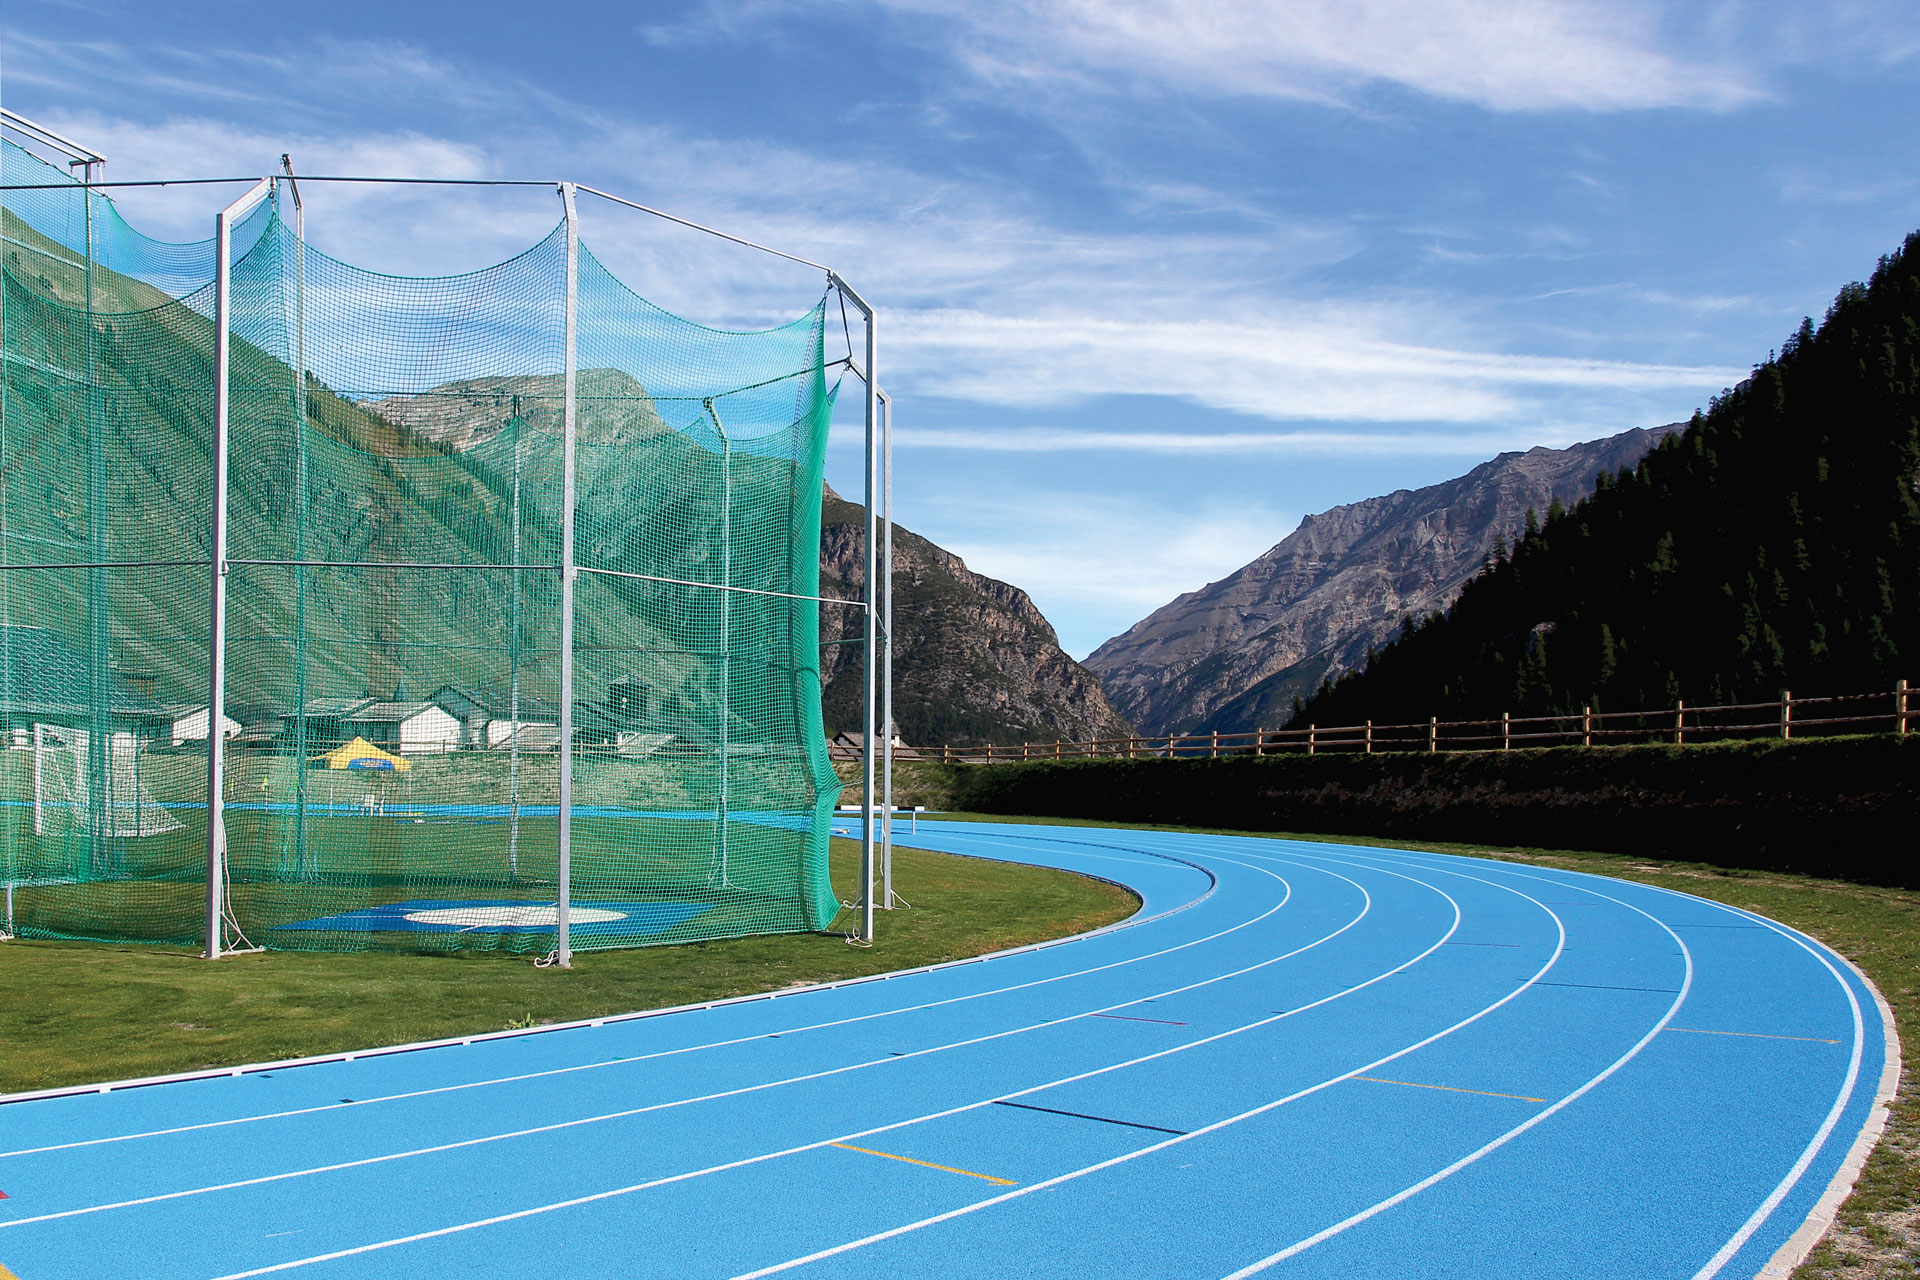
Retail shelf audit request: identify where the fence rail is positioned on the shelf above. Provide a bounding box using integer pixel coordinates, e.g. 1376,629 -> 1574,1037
829,680 -> 1915,764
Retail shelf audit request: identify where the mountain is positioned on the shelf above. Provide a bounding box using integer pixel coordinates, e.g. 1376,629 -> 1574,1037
367,379 -> 1130,748
1292,230 -> 1920,728
817,487 -> 1131,747
1085,426 -> 1677,736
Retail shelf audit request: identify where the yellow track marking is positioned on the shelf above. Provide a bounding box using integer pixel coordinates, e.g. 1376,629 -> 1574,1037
0,1262 -> 20,1279
830,1143 -> 1017,1186
1666,1027 -> 1841,1044
1352,1076 -> 1546,1103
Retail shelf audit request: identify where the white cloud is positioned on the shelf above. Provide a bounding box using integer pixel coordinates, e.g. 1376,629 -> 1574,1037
881,0 -> 1760,112
927,490 -> 1292,655
860,424 -> 1608,457
9,30 -> 1744,436
882,308 -> 1742,423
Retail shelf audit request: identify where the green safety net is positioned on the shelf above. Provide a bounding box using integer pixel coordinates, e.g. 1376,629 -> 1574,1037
0,140 -> 843,953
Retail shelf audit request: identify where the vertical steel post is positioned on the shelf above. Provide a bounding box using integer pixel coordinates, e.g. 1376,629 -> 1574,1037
556,183 -> 580,968
83,159 -> 108,874
878,386 -> 895,909
829,273 -> 878,944
706,399 -> 733,888
508,427 -> 525,880
281,158 -> 310,880
204,177 -> 274,960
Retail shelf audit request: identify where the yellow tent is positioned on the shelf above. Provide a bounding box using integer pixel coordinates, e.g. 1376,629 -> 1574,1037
314,736 -> 411,772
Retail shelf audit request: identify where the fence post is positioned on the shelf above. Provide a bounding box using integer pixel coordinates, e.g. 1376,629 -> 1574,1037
1501,711 -> 1510,752
1055,740 -> 1063,760
1428,716 -> 1438,753
1898,680 -> 1909,735
1209,730 -> 1219,759
1307,724 -> 1316,756
1674,699 -> 1685,746
1582,706 -> 1592,748
1365,720 -> 1373,754
1781,690 -> 1792,740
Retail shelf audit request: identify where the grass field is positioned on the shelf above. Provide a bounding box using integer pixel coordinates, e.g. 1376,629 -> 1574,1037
0,833 -> 1136,1095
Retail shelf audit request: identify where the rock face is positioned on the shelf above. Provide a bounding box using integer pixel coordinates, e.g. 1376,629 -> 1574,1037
818,487 -> 1132,747
1085,426 -> 1679,736
345,378 -> 1130,748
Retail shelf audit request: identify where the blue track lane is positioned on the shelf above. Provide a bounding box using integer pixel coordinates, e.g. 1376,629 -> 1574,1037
0,823 -> 1896,1280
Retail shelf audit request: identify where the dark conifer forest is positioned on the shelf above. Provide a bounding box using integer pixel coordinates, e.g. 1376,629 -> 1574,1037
1289,230 -> 1920,728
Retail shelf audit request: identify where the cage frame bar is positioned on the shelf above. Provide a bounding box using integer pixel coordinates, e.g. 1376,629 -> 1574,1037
556,181 -> 581,969
203,176 -> 275,961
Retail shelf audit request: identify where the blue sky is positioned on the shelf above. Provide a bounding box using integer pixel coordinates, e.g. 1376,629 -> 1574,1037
3,1 -> 1918,656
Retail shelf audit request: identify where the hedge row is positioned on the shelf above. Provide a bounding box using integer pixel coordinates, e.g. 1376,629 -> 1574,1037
948,735 -> 1920,887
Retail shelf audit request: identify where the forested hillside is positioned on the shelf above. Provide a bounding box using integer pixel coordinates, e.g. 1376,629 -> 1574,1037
1290,230 -> 1920,728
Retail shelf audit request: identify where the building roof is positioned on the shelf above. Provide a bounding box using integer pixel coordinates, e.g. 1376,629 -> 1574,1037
429,683 -> 560,723
348,701 -> 441,724
0,625 -> 170,721
301,696 -> 377,718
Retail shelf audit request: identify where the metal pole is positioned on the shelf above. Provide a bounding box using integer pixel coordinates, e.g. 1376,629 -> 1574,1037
829,272 -> 877,945
706,399 -> 732,889
83,159 -> 109,875
555,183 -> 579,968
878,386 -> 895,909
281,158 -> 311,880
204,177 -> 274,960
508,423 -> 525,882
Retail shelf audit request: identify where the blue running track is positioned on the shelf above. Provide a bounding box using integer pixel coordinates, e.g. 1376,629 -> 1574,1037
0,822 -> 1898,1279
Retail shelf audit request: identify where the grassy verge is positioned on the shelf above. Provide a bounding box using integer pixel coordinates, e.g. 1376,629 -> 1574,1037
0,835 -> 1136,1096
929,811 -> 1917,1280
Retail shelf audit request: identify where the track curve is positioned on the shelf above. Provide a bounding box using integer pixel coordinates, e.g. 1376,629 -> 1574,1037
0,823 -> 1896,1280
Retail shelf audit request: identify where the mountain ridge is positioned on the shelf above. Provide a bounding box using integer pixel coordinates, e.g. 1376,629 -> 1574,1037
817,486 -> 1130,746
1086,426 -> 1679,735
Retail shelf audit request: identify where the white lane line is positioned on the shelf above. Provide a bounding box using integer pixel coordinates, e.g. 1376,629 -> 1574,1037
1636,895 -> 1872,1280
0,855 -> 1368,1231
1345,845 -> 1889,1280
0,836 -> 1260,1161
1204,849 -> 1693,1277
193,858 -> 1473,1278
720,868 -> 1568,1280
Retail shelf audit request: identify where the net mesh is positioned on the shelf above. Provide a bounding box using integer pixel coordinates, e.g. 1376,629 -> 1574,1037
1,140 -> 842,952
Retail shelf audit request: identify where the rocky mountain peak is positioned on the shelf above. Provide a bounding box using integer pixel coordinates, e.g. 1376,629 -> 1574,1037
1085,425 -> 1679,736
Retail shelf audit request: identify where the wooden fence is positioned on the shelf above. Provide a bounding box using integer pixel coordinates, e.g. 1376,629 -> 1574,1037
832,680 -> 1915,764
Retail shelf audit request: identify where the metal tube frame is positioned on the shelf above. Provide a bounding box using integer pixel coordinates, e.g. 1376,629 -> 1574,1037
878,387 -> 896,909
280,156 -> 312,881
204,176 -> 275,960
12,152 -> 881,957
556,183 -> 580,968
0,110 -> 107,168
830,273 -> 879,944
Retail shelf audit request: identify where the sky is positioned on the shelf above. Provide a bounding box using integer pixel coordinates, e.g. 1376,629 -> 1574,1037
3,1 -> 1918,657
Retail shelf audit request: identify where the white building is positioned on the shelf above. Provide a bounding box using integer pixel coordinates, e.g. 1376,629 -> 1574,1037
167,705 -> 242,748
